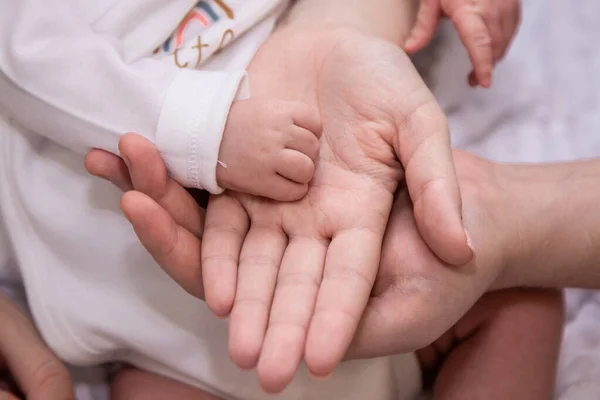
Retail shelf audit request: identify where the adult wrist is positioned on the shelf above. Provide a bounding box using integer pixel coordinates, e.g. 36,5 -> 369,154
493,160 -> 600,290
490,162 -> 562,289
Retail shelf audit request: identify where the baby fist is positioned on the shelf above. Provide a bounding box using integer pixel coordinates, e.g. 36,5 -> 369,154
217,98 -> 322,201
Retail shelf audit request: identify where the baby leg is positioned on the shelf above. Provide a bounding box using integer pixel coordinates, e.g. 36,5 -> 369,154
111,367 -> 224,400
419,288 -> 564,399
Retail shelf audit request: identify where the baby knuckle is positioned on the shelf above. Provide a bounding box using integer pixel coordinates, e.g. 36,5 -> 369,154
265,100 -> 295,119
291,101 -> 312,117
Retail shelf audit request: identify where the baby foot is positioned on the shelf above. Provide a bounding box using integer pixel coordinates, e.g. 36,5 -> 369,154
217,98 -> 322,201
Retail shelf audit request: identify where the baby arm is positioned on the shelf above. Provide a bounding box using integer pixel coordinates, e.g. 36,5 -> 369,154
0,0 -> 252,194
405,0 -> 521,88
419,289 -> 563,399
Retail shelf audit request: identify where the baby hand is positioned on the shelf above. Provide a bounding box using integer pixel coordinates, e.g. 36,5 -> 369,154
217,98 -> 322,201
404,0 -> 521,88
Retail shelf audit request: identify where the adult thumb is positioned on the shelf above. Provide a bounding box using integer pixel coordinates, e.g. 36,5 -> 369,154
395,101 -> 473,266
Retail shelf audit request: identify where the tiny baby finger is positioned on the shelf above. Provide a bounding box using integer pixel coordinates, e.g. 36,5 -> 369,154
275,149 -> 315,184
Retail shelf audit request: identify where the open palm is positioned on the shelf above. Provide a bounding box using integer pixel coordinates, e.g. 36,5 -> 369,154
87,132 -> 515,366
201,27 -> 467,393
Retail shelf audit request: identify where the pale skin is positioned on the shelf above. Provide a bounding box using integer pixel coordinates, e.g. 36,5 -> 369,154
6,130 -> 589,399
88,133 -> 600,352
200,0 -> 478,388
0,138 -> 566,399
218,0 -> 473,270
87,134 -> 563,399
405,0 -> 521,88
201,25 -> 477,390
217,98 -> 322,202
162,0 -> 523,199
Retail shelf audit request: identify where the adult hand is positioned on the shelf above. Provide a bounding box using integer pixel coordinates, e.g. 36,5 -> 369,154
85,134 -> 206,300
86,134 -> 515,361
199,26 -> 473,392
348,150 -> 521,358
0,291 -> 74,400
249,25 -> 472,267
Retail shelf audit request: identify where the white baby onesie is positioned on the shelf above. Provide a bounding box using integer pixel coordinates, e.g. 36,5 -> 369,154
0,0 -> 286,193
0,0 -> 422,399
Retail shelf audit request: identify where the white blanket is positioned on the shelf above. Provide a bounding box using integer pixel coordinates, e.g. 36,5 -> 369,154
425,1 -> 600,398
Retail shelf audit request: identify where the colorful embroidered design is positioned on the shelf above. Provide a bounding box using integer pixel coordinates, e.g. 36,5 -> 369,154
159,0 -> 234,53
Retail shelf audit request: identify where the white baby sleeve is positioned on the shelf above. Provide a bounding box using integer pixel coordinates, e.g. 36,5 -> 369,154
0,0 -> 248,192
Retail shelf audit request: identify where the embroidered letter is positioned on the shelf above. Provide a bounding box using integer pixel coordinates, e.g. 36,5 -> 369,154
215,29 -> 234,54
173,47 -> 188,68
193,36 -> 210,67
